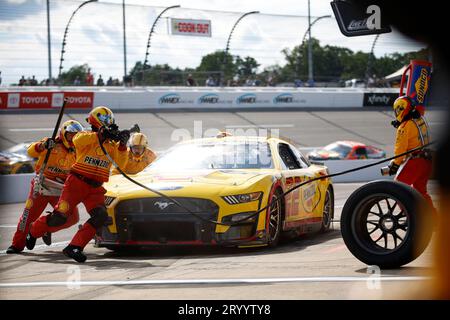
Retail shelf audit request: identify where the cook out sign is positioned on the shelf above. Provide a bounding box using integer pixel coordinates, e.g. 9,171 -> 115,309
171,18 -> 211,37
0,92 -> 94,109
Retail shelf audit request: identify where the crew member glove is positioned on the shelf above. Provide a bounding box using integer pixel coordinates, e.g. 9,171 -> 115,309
118,130 -> 131,146
388,161 -> 400,176
42,138 -> 55,150
98,126 -> 117,142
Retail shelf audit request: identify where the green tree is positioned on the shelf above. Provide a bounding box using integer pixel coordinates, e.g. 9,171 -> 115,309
235,56 -> 260,77
129,61 -> 175,85
196,50 -> 237,83
58,63 -> 91,85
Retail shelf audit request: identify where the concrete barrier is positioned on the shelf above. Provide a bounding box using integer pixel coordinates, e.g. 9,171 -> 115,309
322,159 -> 393,183
0,173 -> 33,204
1,87 -> 400,110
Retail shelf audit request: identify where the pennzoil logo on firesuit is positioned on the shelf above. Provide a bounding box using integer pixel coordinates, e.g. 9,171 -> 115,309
47,166 -> 69,175
84,156 -> 109,168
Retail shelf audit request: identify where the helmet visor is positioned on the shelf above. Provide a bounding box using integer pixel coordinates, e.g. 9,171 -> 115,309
131,145 -> 145,156
98,113 -> 114,126
65,122 -> 84,133
394,105 -> 405,119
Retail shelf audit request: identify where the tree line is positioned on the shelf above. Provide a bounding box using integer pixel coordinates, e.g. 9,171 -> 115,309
58,38 -> 429,86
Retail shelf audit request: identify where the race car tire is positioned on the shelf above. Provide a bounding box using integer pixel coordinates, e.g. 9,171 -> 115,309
267,188 -> 283,248
340,180 -> 433,269
320,185 -> 334,232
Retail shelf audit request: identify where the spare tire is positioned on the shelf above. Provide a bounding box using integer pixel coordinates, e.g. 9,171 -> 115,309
340,180 -> 433,269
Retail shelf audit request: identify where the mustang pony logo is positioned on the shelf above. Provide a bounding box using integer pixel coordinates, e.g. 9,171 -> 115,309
154,201 -> 174,210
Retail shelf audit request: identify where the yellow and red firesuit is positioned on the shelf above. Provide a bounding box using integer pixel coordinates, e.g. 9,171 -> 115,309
8,120 -> 83,253
112,133 -> 156,175
42,106 -> 128,262
390,96 -> 434,208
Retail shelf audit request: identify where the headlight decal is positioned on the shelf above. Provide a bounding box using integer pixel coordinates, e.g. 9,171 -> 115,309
222,192 -> 262,205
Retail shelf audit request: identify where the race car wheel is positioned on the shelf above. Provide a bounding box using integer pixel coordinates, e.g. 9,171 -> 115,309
341,180 -> 433,269
320,185 -> 334,232
267,189 -> 283,247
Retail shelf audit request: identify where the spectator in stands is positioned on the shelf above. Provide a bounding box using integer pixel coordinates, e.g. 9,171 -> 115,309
30,75 -> 38,86
19,75 -> 26,86
186,74 -> 196,86
294,79 -> 303,87
123,75 -> 132,87
86,68 -> 94,86
245,77 -> 254,86
205,76 -> 215,86
106,76 -> 113,86
97,75 -> 104,86
73,76 -> 81,86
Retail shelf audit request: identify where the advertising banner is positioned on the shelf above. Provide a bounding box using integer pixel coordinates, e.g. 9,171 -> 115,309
0,93 -> 8,109
363,92 -> 398,107
0,92 -> 94,109
171,18 -> 211,37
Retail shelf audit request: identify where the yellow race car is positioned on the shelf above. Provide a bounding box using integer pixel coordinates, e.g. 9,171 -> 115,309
96,135 -> 334,250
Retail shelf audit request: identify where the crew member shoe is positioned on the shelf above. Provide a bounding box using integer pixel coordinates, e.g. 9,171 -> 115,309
25,233 -> 37,250
63,245 -> 87,263
42,232 -> 52,246
6,246 -> 22,254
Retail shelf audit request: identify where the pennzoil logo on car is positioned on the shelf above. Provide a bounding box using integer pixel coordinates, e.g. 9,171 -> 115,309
415,68 -> 429,104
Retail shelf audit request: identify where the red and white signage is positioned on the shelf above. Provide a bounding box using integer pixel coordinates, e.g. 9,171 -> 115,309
0,93 -> 8,109
61,92 -> 94,109
171,18 -> 211,37
18,92 -> 53,109
0,92 -> 94,109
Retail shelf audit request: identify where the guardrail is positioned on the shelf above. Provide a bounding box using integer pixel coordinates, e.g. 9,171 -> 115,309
0,160 -> 392,204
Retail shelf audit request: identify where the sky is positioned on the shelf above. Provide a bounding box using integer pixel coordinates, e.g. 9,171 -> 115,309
0,0 -> 427,85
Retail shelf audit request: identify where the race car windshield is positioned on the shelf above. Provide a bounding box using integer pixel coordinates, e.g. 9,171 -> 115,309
148,141 -> 274,170
323,143 -> 352,157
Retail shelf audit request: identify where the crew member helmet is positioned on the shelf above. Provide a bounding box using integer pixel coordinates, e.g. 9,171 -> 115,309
393,95 -> 415,123
86,106 -> 115,130
129,133 -> 148,157
60,120 -> 83,149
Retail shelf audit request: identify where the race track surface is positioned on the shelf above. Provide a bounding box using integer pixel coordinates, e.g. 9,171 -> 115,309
0,109 -> 444,299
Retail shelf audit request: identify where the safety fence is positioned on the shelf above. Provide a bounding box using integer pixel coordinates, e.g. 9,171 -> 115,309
0,87 -> 400,110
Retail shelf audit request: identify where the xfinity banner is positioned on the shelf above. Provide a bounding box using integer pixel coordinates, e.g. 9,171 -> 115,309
171,18 -> 211,37
363,92 -> 398,107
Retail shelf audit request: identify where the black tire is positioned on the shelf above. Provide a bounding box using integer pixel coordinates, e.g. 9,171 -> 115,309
320,185 -> 334,232
267,188 -> 283,247
340,180 -> 433,269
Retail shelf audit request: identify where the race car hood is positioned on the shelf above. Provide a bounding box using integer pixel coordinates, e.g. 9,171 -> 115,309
0,151 -> 29,164
105,169 -> 275,198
